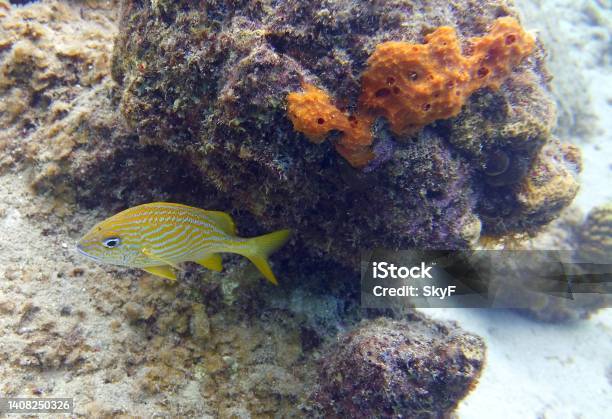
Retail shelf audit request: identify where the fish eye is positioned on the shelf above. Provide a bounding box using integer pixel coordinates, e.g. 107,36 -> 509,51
103,237 -> 121,248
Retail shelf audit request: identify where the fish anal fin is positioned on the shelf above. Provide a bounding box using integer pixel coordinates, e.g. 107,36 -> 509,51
241,229 -> 291,285
196,254 -> 223,272
144,266 -> 177,280
203,211 -> 236,235
245,254 -> 278,285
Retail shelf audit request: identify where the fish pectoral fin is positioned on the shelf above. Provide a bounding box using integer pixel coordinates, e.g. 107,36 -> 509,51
143,265 -> 177,281
142,247 -> 180,269
196,254 -> 223,272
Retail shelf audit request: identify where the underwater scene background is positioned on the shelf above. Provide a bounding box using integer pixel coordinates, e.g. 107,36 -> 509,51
0,0 -> 610,417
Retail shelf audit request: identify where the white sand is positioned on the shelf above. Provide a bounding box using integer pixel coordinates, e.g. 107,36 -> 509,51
422,308 -> 612,418
575,67 -> 612,211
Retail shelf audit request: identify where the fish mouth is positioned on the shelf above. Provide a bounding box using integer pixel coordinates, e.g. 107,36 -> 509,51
76,243 -> 103,262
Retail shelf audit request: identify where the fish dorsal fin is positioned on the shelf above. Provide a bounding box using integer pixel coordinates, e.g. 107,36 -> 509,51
144,266 -> 177,280
196,254 -> 223,272
202,210 -> 236,235
142,247 -> 180,269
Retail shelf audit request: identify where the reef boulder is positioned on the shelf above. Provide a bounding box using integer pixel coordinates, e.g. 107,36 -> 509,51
111,0 -> 579,268
311,314 -> 486,417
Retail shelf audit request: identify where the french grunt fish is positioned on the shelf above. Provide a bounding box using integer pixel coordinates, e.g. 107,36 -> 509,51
76,202 -> 291,284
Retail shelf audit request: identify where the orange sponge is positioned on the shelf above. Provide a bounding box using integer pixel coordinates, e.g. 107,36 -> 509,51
360,28 -> 470,134
360,17 -> 534,135
287,17 -> 534,167
287,83 -> 354,144
287,83 -> 374,167
466,17 -> 536,90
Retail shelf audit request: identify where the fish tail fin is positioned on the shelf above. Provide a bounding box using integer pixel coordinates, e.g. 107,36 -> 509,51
243,229 -> 291,285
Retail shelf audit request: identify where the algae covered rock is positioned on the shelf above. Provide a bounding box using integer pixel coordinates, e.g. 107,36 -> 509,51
0,0 -> 117,175
312,314 -> 486,417
110,0 -> 579,268
577,203 -> 612,264
0,0 -> 229,216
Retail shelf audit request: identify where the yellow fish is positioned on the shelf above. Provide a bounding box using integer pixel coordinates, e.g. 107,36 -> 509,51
76,202 -> 291,284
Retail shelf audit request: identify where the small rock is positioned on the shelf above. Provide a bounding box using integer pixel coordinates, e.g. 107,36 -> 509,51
0,300 -> 16,314
124,302 -> 143,322
189,303 -> 211,345
312,313 -> 486,417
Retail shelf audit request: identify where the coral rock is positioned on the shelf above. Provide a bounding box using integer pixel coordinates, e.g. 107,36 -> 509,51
577,203 -> 612,264
313,315 -> 486,417
517,140 -> 580,222
484,205 -> 609,322
0,0 -> 116,176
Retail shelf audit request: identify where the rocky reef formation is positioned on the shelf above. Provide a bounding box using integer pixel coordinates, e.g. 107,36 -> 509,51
110,0 -> 579,269
312,314 -> 486,417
